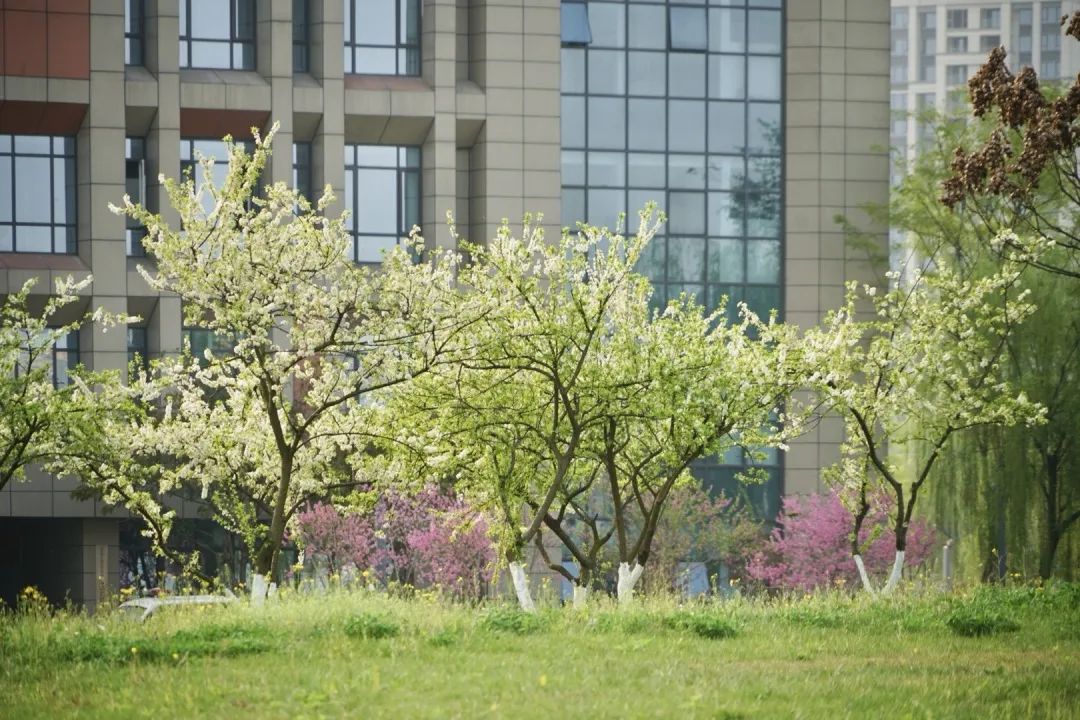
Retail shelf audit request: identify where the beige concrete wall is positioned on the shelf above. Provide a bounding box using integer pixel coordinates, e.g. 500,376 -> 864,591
784,0 -> 892,496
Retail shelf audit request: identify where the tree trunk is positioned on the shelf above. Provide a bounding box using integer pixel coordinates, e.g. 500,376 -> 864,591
250,573 -> 267,606
616,561 -> 644,606
881,550 -> 905,595
1039,529 -> 1060,580
852,554 -> 876,594
253,454 -> 294,596
508,561 -> 536,612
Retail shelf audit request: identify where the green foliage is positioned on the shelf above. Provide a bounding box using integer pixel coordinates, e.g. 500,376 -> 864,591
946,603 -> 1021,638
53,622 -> 273,665
2,588 -> 1078,718
343,613 -> 400,640
0,276 -> 132,495
664,611 -> 739,639
479,605 -> 549,635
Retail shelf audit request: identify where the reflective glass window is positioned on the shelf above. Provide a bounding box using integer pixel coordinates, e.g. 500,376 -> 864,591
180,0 -> 256,70
0,134 -> 76,254
344,145 -> 420,264
345,0 -> 421,75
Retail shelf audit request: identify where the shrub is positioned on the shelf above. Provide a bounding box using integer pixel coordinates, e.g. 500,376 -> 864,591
479,605 -> 547,635
295,487 -> 495,600
664,611 -> 738,639
638,484 -> 765,595
344,613 -> 400,640
745,489 -> 936,593
946,605 -> 1020,637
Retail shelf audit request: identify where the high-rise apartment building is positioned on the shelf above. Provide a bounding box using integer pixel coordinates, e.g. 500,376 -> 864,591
0,0 -> 890,610
890,0 -> 1080,173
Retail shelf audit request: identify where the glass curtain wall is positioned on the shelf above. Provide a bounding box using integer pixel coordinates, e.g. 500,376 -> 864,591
560,0 -> 783,517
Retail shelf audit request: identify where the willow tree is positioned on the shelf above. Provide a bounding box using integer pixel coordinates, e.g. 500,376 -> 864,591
106,124 -> 471,599
879,96 -> 1080,580
806,238 -> 1047,595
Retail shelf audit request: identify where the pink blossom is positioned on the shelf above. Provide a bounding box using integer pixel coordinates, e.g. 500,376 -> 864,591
745,489 -> 936,593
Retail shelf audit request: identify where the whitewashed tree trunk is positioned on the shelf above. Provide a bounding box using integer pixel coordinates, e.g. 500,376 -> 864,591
572,584 -> 588,609
508,562 -> 536,613
881,550 -> 905,595
617,562 -> 644,606
852,554 -> 876,595
250,573 -> 267,606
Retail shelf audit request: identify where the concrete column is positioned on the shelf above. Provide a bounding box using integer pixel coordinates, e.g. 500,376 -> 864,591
312,0 -> 345,212
258,0 -> 295,185
84,1 -> 128,377
421,0 -> 458,250
469,0 -> 561,246
783,0 -> 890,495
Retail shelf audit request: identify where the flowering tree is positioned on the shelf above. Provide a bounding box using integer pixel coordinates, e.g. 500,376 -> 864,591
101,124 -> 473,600
746,489 -> 935,593
584,293 -> 806,605
942,13 -> 1080,279
805,239 -> 1046,594
295,503 -> 374,576
1,277 -> 135,491
381,213 -> 661,611
637,483 -> 763,597
295,488 -> 494,601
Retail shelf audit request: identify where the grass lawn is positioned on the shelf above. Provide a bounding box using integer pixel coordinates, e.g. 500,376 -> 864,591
2,584 -> 1078,719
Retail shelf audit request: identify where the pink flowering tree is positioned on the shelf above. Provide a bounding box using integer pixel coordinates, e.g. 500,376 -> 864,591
370,486 -> 495,600
295,486 -> 495,600
746,488 -> 936,593
294,503 -> 374,576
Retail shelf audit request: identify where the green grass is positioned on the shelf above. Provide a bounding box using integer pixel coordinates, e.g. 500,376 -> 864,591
2,584 -> 1078,719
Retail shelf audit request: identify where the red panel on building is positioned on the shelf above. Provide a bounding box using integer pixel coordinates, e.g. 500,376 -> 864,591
181,109 -> 272,140
1,0 -> 89,80
0,100 -> 87,134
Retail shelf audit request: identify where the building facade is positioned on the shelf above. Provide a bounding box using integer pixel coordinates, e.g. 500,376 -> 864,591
0,0 -> 889,610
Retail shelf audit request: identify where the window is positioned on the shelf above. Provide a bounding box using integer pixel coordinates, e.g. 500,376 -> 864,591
293,142 -> 313,202
179,0 -> 256,70
561,0 -> 592,46
185,328 -> 235,365
980,8 -> 1000,29
125,0 -> 144,66
126,138 -> 147,257
344,0 -> 421,76
1042,30 -> 1061,51
918,10 -> 937,82
892,10 -> 909,83
980,34 -> 1001,52
1041,3 -> 1061,24
127,327 -> 148,375
670,6 -> 707,52
15,330 -> 79,387
946,9 -> 967,29
946,64 -> 968,85
294,0 -> 310,73
890,92 -> 908,139
1042,57 -> 1061,78
1013,4 -> 1034,66
0,135 -> 76,254
343,145 -> 420,264
947,36 -> 968,53
181,138 -> 253,216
